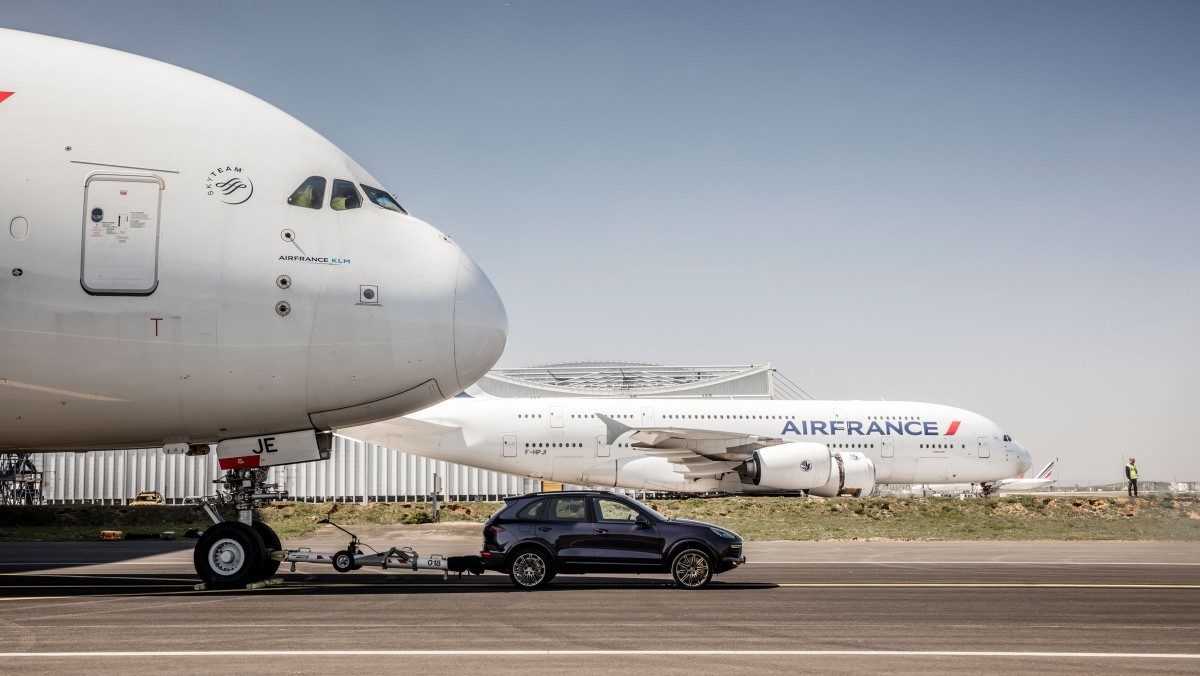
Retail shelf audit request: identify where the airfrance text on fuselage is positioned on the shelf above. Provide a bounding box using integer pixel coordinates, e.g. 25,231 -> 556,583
782,420 -> 961,436
278,255 -> 351,265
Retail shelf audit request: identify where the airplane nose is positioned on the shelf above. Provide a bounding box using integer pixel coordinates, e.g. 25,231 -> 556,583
1016,445 -> 1032,475
453,252 -> 507,390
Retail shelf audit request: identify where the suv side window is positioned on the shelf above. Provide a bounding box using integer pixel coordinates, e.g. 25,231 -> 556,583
548,496 -> 589,522
595,498 -> 640,523
515,499 -> 546,521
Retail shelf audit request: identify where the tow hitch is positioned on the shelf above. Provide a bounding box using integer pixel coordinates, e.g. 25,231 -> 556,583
273,519 -> 485,580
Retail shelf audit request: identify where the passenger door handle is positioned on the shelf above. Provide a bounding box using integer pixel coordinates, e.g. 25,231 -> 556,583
538,527 -> 552,532
594,528 -> 608,534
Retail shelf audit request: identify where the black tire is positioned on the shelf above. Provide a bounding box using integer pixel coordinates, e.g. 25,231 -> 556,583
671,547 -> 713,590
508,548 -> 553,590
332,550 -> 356,573
194,522 -> 267,588
250,522 -> 282,578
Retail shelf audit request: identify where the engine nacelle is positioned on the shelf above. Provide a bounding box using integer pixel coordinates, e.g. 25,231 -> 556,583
809,451 -> 876,498
738,443 -> 834,491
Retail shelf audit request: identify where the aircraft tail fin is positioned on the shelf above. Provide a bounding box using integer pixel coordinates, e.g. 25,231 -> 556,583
1037,459 -> 1056,479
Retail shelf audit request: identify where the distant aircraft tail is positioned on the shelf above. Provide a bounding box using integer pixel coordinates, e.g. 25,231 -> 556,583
1035,459 -> 1056,480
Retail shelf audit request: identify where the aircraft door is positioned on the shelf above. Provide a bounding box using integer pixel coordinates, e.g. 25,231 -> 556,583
596,434 -> 610,458
502,434 -> 517,458
881,438 -> 894,458
977,436 -> 991,458
640,407 -> 655,426
80,173 -> 164,295
549,406 -> 564,428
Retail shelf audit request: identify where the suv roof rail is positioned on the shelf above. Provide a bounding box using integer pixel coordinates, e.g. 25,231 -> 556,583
505,489 -> 618,500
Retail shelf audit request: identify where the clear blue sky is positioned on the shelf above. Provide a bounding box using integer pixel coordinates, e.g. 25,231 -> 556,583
4,1 -> 1198,485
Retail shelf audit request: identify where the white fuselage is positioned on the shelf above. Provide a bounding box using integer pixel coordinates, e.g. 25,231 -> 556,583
390,397 -> 1032,493
0,30 -> 506,451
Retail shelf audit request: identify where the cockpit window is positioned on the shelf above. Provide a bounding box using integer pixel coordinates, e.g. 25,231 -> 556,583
330,179 -> 362,211
360,184 -> 408,214
1003,435 -> 1012,442
287,176 -> 326,209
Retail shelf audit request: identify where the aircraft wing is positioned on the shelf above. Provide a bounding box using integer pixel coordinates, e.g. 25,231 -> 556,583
595,413 -> 784,479
336,417 -> 459,449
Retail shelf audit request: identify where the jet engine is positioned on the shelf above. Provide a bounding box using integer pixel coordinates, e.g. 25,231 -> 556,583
809,451 -> 876,497
737,443 -> 834,491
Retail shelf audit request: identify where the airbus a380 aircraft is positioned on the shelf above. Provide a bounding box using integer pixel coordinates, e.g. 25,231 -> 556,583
0,30 -> 506,585
345,397 -> 1032,497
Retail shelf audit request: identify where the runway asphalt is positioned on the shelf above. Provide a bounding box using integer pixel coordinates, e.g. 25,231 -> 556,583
1,525 -> 1198,674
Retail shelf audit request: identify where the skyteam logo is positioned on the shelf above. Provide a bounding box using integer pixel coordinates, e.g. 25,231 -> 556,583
782,420 -> 962,436
205,165 -> 254,205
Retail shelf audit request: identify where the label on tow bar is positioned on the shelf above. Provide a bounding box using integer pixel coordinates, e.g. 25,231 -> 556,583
217,430 -> 332,470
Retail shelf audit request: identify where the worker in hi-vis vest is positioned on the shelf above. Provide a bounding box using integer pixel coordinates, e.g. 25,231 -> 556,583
1125,457 -> 1139,498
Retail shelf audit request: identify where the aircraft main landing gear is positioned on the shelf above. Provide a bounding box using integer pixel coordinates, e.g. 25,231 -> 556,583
193,468 -> 286,588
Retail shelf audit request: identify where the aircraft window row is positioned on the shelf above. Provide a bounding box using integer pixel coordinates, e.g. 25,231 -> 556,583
919,444 -> 963,449
831,443 -> 875,449
286,177 -> 406,213
524,442 -> 633,448
662,414 -> 796,421
867,416 -> 920,421
517,414 -> 544,418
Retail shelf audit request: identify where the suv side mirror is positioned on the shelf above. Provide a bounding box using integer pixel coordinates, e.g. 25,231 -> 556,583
635,514 -> 650,529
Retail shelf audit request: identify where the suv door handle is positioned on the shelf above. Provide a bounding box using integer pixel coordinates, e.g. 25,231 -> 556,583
538,527 -> 552,532
594,528 -> 608,534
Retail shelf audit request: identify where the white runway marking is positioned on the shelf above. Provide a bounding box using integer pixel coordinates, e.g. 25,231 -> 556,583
774,582 -> 1200,589
750,560 -> 1200,566
0,562 -> 192,567
1,649 -> 1197,659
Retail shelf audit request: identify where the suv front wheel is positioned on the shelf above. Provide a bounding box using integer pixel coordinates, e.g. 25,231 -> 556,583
509,548 -> 553,590
671,547 -> 713,589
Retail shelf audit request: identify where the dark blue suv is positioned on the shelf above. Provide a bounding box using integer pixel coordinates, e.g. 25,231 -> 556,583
480,490 -> 745,589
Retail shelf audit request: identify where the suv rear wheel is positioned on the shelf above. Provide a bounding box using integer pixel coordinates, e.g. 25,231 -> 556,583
509,548 -> 553,590
671,547 -> 713,589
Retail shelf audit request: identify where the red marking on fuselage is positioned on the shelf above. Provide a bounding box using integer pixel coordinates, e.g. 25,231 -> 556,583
218,454 -> 261,471
945,420 -> 961,436
0,92 -> 13,104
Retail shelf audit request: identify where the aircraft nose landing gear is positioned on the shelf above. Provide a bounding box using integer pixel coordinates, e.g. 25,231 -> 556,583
193,467 -> 286,588
195,521 -> 268,587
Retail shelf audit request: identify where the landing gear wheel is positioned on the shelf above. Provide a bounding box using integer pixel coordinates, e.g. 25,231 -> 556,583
671,548 -> 713,590
251,521 -> 282,578
509,549 -> 552,590
194,521 -> 267,588
332,550 -> 356,573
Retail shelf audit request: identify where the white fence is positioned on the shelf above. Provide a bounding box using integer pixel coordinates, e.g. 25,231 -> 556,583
32,435 -> 541,505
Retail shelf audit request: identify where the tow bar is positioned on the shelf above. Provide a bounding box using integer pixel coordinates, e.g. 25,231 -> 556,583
272,519 -> 485,580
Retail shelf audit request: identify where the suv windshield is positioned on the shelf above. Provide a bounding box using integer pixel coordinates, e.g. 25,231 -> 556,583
360,184 -> 407,214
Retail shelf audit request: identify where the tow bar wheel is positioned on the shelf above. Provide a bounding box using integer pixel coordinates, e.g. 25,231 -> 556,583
671,548 -> 713,589
509,549 -> 552,589
194,522 -> 267,588
332,550 -> 356,573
